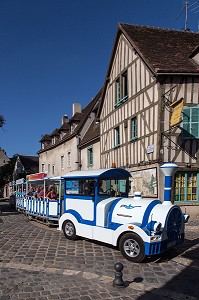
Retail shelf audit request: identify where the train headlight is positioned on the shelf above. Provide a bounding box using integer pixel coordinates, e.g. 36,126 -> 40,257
154,222 -> 162,232
147,221 -> 162,233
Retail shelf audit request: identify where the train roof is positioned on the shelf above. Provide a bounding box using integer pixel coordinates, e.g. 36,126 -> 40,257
62,168 -> 131,179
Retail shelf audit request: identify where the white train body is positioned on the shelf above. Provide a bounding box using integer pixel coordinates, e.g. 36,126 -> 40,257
59,164 -> 187,262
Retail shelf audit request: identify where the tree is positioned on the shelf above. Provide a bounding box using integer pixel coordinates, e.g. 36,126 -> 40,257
0,115 -> 5,128
0,156 -> 17,187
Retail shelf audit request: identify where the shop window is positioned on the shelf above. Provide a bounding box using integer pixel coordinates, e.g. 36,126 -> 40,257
175,172 -> 198,202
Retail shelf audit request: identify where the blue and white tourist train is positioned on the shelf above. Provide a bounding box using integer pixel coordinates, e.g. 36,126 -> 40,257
14,163 -> 188,262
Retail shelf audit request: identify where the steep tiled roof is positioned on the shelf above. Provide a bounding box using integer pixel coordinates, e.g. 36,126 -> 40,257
59,123 -> 70,131
50,129 -> 60,137
79,120 -> 100,147
96,24 -> 199,119
70,112 -> 82,122
39,134 -> 51,142
119,23 -> 199,74
18,155 -> 39,174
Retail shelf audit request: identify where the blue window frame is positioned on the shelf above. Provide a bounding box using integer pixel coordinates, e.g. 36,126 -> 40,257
115,71 -> 128,108
131,117 -> 137,140
182,106 -> 199,139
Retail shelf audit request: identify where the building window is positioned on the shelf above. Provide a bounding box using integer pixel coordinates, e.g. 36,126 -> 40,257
175,172 -> 198,202
114,126 -> 120,147
131,117 -> 137,140
65,179 -> 95,196
68,151 -> 71,168
122,71 -> 128,99
52,165 -> 55,175
87,146 -> 93,166
52,136 -> 56,145
41,163 -> 45,172
48,164 -> 50,173
116,78 -> 121,104
182,106 -> 199,139
115,71 -> 128,108
61,155 -> 64,169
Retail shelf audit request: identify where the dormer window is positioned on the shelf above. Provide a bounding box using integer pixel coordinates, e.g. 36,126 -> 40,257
190,45 -> 199,65
60,132 -> 65,140
71,123 -> 77,133
52,136 -> 56,145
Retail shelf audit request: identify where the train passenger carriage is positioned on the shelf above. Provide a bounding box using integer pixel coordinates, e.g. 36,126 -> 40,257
16,172 -> 64,226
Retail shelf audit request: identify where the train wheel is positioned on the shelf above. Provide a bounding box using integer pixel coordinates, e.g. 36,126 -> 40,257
63,220 -> 76,240
119,233 -> 145,262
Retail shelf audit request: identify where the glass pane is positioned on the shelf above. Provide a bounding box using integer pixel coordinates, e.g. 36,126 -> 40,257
191,108 -> 199,122
183,108 -> 190,122
191,123 -> 198,138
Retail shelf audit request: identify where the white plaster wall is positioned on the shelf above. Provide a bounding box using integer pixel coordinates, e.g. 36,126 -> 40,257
39,137 -> 79,177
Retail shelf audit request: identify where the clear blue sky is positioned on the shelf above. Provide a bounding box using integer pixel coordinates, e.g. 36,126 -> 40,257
1,0 -> 199,158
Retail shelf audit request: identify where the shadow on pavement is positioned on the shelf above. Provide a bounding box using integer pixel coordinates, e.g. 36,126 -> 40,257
0,200 -> 19,216
137,245 -> 199,299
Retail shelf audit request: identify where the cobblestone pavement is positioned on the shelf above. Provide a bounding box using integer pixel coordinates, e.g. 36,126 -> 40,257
0,200 -> 199,300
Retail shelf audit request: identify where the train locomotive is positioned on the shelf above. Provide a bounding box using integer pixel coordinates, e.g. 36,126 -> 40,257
15,163 -> 188,262
59,162 -> 188,262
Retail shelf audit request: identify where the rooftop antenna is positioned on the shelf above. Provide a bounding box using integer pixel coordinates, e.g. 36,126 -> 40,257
176,1 -> 199,31
190,0 -> 199,31
175,1 -> 189,30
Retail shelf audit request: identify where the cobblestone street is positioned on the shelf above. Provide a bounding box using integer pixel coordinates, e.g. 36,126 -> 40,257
0,200 -> 199,300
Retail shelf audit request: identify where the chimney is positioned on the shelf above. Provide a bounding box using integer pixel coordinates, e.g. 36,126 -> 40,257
62,114 -> 68,125
72,103 -> 81,116
160,163 -> 178,205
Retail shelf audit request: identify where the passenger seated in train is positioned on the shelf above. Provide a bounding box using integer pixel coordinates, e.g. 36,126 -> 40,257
33,186 -> 41,199
46,186 -> 58,200
17,188 -> 23,196
98,180 -> 106,194
82,180 -> 95,196
38,186 -> 49,199
26,187 -> 35,197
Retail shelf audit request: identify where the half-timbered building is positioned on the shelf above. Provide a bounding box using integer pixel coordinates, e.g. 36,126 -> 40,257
97,23 -> 199,216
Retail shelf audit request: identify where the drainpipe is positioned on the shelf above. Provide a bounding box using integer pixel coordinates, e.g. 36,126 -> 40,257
76,134 -> 82,170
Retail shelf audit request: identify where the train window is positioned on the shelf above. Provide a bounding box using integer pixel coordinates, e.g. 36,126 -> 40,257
98,179 -> 128,197
65,179 -> 95,196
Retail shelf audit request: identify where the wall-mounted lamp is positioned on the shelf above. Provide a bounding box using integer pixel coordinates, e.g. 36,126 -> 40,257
95,118 -> 100,125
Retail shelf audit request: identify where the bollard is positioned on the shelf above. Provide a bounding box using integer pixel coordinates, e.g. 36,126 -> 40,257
113,262 -> 125,288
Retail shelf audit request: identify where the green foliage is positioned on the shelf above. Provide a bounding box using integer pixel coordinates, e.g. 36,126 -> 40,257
0,156 -> 17,187
0,115 -> 5,128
